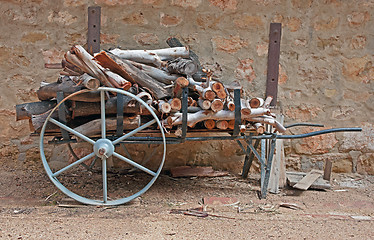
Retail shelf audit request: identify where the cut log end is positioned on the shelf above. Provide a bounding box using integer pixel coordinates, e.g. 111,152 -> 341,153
211,99 -> 224,112
216,120 -> 229,130
204,119 -> 215,130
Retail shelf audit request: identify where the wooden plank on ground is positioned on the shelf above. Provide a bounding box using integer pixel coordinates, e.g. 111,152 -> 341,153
292,170 -> 323,190
287,171 -> 330,190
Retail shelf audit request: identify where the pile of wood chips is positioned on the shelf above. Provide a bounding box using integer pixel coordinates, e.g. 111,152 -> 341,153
16,41 -> 286,137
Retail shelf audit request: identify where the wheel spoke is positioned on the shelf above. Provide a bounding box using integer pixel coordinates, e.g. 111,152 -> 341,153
113,119 -> 156,145
100,90 -> 106,139
112,152 -> 156,176
102,158 -> 108,203
49,118 -> 95,145
52,152 -> 96,177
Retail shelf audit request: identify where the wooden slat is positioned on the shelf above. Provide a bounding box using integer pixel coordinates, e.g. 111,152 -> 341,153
291,170 -> 323,190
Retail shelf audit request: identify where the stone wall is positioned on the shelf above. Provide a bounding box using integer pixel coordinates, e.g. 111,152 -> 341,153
1,0 -> 373,174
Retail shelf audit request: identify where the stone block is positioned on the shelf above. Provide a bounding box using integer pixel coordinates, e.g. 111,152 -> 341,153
95,0 -> 134,5
343,90 -> 370,102
63,0 -> 86,7
339,123 -> 374,153
197,14 -> 221,30
357,153 -> 374,175
42,48 -> 65,64
350,35 -> 366,49
122,12 -> 148,25
100,33 -> 120,44
212,35 -> 248,53
285,106 -> 321,122
208,0 -> 237,10
160,13 -> 182,27
314,17 -> 339,31
347,11 -> 370,27
235,58 -> 256,82
342,55 -> 373,83
48,11 -> 77,25
21,32 -> 47,43
233,15 -> 263,29
294,130 -> 338,155
172,0 -> 201,8
133,33 -> 159,46
256,44 -> 268,57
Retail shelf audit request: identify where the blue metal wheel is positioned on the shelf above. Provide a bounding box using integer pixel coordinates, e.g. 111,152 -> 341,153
40,87 -> 166,205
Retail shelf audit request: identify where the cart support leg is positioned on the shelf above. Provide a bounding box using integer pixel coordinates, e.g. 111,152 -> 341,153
241,139 -> 260,178
260,138 -> 276,199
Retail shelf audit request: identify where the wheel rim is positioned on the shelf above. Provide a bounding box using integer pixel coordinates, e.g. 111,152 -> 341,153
40,87 -> 166,205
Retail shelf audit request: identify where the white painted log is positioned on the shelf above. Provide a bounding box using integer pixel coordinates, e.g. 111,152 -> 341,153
198,98 -> 211,110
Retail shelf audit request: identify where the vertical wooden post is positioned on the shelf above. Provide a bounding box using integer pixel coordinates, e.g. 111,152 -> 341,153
87,6 -> 101,55
265,23 -> 282,106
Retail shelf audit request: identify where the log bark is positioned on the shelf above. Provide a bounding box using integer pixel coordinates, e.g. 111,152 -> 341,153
73,116 -> 140,137
128,60 -> 179,85
72,73 -> 100,90
240,99 -> 251,115
166,57 -> 198,76
104,52 -> 171,99
16,100 -> 57,121
36,77 -> 102,102
264,96 -> 273,109
110,46 -> 189,62
253,122 -> 265,134
166,37 -> 206,82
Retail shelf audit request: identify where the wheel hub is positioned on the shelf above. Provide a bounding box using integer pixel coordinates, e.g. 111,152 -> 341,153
93,139 -> 114,158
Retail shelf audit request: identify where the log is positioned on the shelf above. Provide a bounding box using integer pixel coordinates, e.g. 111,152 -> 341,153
211,99 -> 224,112
164,110 -> 286,132
226,98 -> 235,111
204,119 -> 215,130
240,99 -> 251,115
70,45 -> 113,88
239,125 -> 246,133
197,98 -> 211,110
16,100 -> 57,121
186,76 -> 215,100
110,46 -> 189,62
36,77 -> 102,102
104,52 -> 171,99
249,97 -> 264,108
166,37 -> 206,82
158,100 -> 171,114
228,120 -> 235,130
211,81 -> 227,99
264,96 -> 273,109
73,116 -> 140,137
62,59 -> 85,75
169,98 -> 182,111
253,122 -> 265,134
74,73 -> 100,90
166,57 -> 198,76
104,70 -> 132,90
129,60 -> 179,85
216,120 -> 228,130
173,77 -> 190,97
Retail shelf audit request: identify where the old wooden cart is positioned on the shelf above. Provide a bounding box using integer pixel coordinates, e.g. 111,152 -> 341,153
38,86 -> 361,205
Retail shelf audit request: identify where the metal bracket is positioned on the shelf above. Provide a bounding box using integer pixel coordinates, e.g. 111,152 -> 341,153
56,91 -> 70,141
265,23 -> 282,106
87,6 -> 101,55
232,89 -> 241,136
116,94 -> 124,137
181,87 -> 189,140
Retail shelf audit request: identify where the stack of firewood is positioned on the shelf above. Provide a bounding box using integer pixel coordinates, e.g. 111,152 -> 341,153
16,42 -> 286,137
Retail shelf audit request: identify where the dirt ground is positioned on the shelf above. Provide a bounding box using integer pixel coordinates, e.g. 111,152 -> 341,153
1,158 -> 374,240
